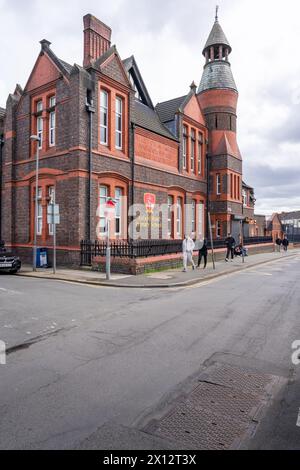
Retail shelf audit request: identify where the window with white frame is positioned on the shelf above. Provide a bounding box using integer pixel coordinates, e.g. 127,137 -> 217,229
167,195 -> 173,238
216,174 -> 221,195
49,96 -> 56,147
48,186 -> 55,236
99,186 -> 108,235
115,188 -> 122,236
198,202 -> 204,238
36,100 -> 43,149
192,200 -> 196,233
176,197 -> 183,238
100,90 -> 108,145
198,135 -> 203,175
242,189 -> 247,206
191,129 -> 195,173
183,126 -> 187,170
115,97 -> 123,150
37,187 -> 43,235
216,220 -> 221,238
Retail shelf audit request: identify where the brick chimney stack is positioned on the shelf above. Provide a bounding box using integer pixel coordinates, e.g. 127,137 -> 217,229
83,14 -> 112,67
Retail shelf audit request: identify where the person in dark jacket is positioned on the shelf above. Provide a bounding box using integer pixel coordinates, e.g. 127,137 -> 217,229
225,233 -> 236,262
197,239 -> 208,269
282,236 -> 289,252
275,237 -> 282,252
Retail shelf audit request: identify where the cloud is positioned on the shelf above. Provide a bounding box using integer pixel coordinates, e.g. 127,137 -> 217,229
0,0 -> 299,214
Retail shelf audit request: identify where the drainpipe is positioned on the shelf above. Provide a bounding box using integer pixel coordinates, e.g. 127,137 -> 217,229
86,93 -> 95,242
0,135 -> 4,242
206,151 -> 210,240
130,122 -> 135,241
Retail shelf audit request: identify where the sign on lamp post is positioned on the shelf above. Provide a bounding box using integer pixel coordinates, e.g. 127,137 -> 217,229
104,199 -> 116,281
47,202 -> 60,274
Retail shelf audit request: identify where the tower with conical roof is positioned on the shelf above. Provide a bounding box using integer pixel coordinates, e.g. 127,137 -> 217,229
198,7 -> 243,241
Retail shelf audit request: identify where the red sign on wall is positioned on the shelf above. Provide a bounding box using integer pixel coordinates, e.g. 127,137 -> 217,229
144,193 -> 156,213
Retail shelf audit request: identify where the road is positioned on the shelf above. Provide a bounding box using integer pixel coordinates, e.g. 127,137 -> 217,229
0,252 -> 300,449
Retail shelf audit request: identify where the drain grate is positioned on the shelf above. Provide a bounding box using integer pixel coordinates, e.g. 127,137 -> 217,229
144,363 -> 282,450
187,381 -> 261,423
206,364 -> 276,395
154,402 -> 247,450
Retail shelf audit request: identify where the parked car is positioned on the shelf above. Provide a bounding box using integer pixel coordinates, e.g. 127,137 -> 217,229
0,241 -> 21,274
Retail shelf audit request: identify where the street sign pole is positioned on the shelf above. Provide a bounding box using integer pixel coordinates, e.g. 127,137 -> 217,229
48,201 -> 59,275
106,219 -> 111,281
240,220 -> 245,264
208,212 -> 216,270
104,199 -> 116,281
53,193 -> 57,275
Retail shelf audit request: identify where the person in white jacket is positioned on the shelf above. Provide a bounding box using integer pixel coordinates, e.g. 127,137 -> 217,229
182,235 -> 196,272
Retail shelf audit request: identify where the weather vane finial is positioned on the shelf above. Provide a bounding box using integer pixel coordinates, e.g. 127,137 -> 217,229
215,5 -> 219,22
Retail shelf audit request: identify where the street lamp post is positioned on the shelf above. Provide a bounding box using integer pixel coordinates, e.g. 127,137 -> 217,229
30,135 -> 40,272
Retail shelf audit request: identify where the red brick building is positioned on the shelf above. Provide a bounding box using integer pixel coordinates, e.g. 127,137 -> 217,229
0,12 -> 256,266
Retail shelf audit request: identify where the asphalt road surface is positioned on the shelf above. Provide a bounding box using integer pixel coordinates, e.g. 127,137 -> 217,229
0,253 -> 300,449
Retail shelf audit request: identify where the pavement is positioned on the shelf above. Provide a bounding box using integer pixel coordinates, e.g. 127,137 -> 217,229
16,249 -> 298,288
0,250 -> 300,449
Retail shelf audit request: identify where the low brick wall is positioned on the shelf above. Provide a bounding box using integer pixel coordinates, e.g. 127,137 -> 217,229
92,243 -> 275,275
9,242 -> 276,273
7,246 -> 81,268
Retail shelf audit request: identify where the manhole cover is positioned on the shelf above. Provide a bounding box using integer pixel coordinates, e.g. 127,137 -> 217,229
206,364 -> 275,395
187,382 -> 261,423
144,362 -> 282,450
154,402 -> 247,450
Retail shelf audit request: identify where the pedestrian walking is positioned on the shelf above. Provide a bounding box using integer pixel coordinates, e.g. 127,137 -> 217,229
182,235 -> 196,272
275,237 -> 282,252
197,239 -> 208,269
282,236 -> 289,252
225,233 -> 236,262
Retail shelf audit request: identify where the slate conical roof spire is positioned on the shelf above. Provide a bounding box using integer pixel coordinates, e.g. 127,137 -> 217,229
202,6 -> 232,55
198,7 -> 237,93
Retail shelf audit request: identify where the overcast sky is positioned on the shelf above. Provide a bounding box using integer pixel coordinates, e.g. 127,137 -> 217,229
1,0 -> 299,215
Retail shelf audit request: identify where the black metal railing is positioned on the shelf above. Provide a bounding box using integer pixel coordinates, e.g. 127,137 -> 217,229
80,236 -> 274,266
243,236 -> 273,245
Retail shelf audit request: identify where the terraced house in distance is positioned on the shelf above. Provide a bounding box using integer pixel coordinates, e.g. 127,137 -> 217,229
0,11 -> 257,272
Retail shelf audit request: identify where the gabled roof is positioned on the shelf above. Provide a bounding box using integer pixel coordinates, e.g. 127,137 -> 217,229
155,95 -> 187,123
58,58 -> 73,74
122,55 -> 154,109
93,45 -> 117,68
92,45 -> 131,88
40,40 -> 73,76
279,211 -> 300,221
132,100 -> 178,142
24,40 -> 73,93
267,213 -> 283,232
203,19 -> 232,55
155,82 -> 201,124
242,181 -> 254,190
